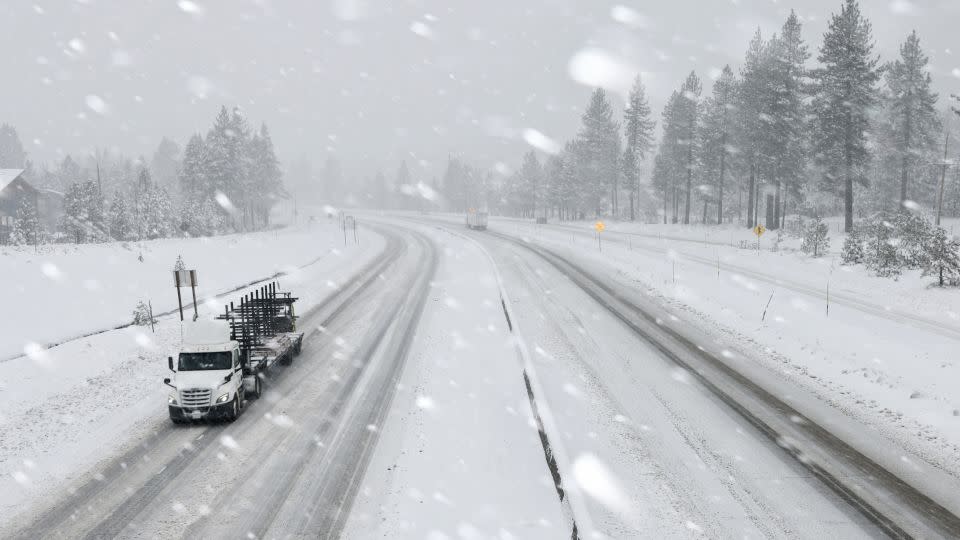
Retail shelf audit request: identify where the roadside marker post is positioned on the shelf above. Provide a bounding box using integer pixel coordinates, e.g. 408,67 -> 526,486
753,224 -> 766,254
173,269 -> 198,321
594,220 -> 605,252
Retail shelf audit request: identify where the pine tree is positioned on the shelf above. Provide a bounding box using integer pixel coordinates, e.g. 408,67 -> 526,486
204,106 -> 249,229
174,254 -> 186,271
678,72 -> 702,224
892,212 -> 933,269
841,227 -> 866,264
150,137 -> 181,189
864,215 -> 901,277
655,90 -> 688,224
180,133 -> 207,198
767,11 -> 810,229
0,124 -> 27,168
576,88 -> 621,217
923,226 -> 960,286
518,151 -> 542,217
699,66 -> 736,224
107,192 -> 132,241
623,76 -> 656,221
885,31 -> 940,207
131,300 -> 154,326
735,29 -> 771,229
9,197 -> 40,246
801,215 -> 830,257
812,0 -> 882,233
246,124 -> 283,227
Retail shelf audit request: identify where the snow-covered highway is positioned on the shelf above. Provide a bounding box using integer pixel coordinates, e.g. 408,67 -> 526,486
5,216 -> 960,539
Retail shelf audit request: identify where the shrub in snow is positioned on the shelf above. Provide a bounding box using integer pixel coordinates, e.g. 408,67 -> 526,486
174,254 -> 186,271
9,198 -> 41,246
131,300 -> 154,326
922,227 -> 960,287
864,217 -> 902,278
800,216 -> 830,257
891,212 -> 933,269
841,227 -> 865,265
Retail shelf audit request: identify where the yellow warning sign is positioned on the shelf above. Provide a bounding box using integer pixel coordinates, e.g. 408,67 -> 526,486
753,224 -> 766,237
594,221 -> 605,233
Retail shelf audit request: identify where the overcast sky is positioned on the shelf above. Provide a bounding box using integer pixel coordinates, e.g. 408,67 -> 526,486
0,0 -> 957,182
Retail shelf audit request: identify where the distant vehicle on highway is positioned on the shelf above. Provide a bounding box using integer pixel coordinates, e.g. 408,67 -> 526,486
465,207 -> 488,230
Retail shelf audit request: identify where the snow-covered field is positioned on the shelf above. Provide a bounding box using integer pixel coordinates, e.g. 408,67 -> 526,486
0,221 -> 386,519
0,218 -> 356,361
484,216 -> 960,487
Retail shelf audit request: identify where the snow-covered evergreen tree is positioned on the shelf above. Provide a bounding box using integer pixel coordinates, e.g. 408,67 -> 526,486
801,215 -> 830,257
107,192 -> 132,241
734,29 -> 772,229
884,31 -> 940,207
179,133 -> 207,198
150,137 -> 181,189
9,197 -> 40,246
841,227 -> 866,264
812,0 -> 882,232
892,212 -> 933,269
864,216 -> 901,277
576,88 -> 621,217
677,72 -> 701,224
131,300 -> 154,326
698,65 -> 735,224
923,227 -> 960,287
622,76 -> 656,221
766,11 -> 810,229
174,254 -> 186,271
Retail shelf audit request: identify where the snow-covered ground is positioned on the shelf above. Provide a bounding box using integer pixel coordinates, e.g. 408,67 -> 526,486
0,221 -> 386,520
0,217 -> 354,361
482,216 -> 960,489
343,223 -> 568,539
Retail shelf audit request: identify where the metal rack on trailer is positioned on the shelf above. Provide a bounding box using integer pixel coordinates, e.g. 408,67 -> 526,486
217,281 -> 304,395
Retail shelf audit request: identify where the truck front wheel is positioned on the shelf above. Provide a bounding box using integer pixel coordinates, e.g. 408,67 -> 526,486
226,395 -> 240,422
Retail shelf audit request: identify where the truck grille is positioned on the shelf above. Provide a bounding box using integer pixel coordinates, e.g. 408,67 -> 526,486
180,388 -> 212,408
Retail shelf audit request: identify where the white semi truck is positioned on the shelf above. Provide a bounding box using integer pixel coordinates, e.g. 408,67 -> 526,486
164,281 -> 303,423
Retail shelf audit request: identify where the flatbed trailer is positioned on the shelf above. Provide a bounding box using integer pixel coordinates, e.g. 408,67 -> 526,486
218,281 -> 304,396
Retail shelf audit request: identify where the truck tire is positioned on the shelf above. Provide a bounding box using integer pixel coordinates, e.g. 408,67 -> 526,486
171,416 -> 185,425
226,395 -> 240,422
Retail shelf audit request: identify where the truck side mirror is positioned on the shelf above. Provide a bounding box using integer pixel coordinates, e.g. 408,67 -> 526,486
168,356 -> 175,372
163,377 -> 176,389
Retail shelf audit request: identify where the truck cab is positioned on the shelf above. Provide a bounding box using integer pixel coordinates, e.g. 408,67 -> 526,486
164,320 -> 250,423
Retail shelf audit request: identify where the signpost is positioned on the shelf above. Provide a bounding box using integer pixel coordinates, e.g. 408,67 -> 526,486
753,224 -> 766,254
173,269 -> 198,321
594,220 -> 605,251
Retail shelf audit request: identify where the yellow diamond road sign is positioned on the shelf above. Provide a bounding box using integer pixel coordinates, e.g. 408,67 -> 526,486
595,221 -> 605,232
753,224 -> 766,237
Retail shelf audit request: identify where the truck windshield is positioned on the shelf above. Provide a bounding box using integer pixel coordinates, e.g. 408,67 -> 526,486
178,352 -> 232,371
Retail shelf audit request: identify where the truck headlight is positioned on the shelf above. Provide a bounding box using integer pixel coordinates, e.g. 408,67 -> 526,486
216,392 -> 231,404
168,395 -> 177,405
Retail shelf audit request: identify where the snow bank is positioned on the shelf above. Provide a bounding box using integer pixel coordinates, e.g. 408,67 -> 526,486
0,219 -> 352,361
